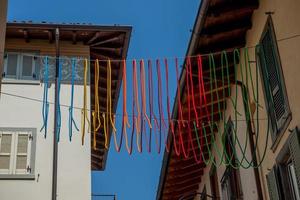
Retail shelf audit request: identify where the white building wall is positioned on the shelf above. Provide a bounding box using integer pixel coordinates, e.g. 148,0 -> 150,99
0,81 -> 91,200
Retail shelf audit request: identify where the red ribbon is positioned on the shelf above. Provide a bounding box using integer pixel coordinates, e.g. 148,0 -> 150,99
187,57 -> 203,163
140,60 -> 151,153
175,58 -> 190,158
133,60 -> 142,152
156,59 -> 170,152
165,58 -> 180,156
148,60 -> 161,153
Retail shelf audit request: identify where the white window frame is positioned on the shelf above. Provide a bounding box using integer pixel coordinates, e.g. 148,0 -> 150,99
0,128 -> 36,180
0,132 -> 14,174
3,52 -> 37,81
19,55 -> 36,80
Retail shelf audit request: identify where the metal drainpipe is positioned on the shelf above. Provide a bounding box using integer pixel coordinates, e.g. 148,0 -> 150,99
0,0 -> 8,93
52,27 -> 60,200
236,81 -> 264,200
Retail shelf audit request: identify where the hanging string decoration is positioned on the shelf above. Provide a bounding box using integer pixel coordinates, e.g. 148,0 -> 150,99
31,45 -> 272,169
40,56 -> 50,138
81,58 -> 90,145
69,58 -> 79,142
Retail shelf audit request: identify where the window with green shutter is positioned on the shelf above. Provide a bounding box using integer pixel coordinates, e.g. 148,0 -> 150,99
257,16 -> 291,141
266,167 -> 281,200
267,127 -> 300,200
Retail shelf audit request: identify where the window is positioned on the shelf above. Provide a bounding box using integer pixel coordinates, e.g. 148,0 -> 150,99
0,128 -> 36,179
210,165 -> 220,199
257,16 -> 291,141
221,121 -> 243,200
266,128 -> 300,200
3,52 -> 40,81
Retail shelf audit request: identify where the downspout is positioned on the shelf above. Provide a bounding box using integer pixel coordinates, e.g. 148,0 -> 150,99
0,0 -> 8,94
237,81 -> 263,200
52,27 -> 59,200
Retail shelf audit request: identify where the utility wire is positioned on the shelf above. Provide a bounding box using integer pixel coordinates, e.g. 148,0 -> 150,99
0,90 -> 268,122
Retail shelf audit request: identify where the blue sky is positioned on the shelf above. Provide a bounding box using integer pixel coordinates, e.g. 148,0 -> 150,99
7,0 -> 200,199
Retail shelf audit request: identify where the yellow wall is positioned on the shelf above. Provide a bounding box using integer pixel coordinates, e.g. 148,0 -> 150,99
194,0 -> 300,199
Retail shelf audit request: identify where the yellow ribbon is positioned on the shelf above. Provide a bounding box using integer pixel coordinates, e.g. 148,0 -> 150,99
102,113 -> 108,149
107,60 -> 117,133
81,58 -> 90,145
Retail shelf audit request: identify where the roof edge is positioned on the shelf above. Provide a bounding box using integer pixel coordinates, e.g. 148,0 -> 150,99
6,21 -> 132,32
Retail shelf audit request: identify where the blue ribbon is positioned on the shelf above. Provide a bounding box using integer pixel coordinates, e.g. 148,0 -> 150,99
68,58 -> 79,141
40,56 -> 49,138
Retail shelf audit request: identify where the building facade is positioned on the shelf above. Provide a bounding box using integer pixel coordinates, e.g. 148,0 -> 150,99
0,22 -> 131,200
157,0 -> 300,199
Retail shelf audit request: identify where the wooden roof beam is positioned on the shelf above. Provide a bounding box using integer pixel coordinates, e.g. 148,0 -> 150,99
167,168 -> 203,180
47,30 -> 53,43
72,31 -> 77,44
87,31 -> 101,45
23,29 -> 29,43
207,0 -> 259,17
165,175 -> 202,189
199,28 -> 249,48
197,35 -> 246,54
163,184 -> 199,197
90,52 -> 119,61
91,46 -> 123,55
90,35 -> 123,47
201,16 -> 252,35
167,163 -> 204,176
204,6 -> 256,28
165,177 -> 202,191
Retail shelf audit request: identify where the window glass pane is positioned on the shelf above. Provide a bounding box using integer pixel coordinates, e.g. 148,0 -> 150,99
17,134 -> 28,153
35,58 -> 41,79
7,54 -> 18,76
22,56 -> 33,77
0,134 -> 12,153
16,155 -> 27,169
0,155 -> 10,169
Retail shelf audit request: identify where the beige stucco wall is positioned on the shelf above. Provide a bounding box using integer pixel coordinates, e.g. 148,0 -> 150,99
0,40 -> 91,200
195,86 -> 258,200
245,0 -> 300,199
195,0 -> 300,199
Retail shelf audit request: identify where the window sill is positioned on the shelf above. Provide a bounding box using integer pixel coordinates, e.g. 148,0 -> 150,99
271,113 -> 292,152
0,174 -> 35,180
2,79 -> 41,85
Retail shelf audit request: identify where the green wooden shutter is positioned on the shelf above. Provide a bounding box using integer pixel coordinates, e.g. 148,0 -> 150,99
289,127 -> 300,192
266,167 -> 280,200
260,19 -> 289,134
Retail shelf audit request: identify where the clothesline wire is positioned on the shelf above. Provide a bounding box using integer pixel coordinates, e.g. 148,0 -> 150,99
0,34 -> 299,62
0,90 -> 268,122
